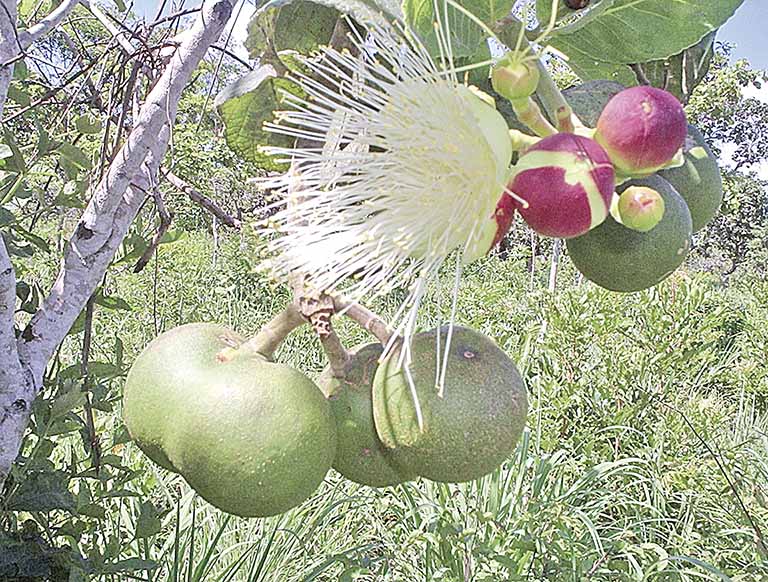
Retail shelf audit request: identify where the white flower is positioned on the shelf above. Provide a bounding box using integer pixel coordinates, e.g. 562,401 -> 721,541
258,19 -> 513,346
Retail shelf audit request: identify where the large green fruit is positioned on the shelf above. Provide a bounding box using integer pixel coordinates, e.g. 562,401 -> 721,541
372,326 -> 528,483
566,176 -> 693,292
123,323 -> 336,517
659,124 -> 723,232
318,343 -> 416,487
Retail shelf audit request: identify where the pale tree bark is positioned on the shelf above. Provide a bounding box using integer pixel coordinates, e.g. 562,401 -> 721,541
0,0 -> 234,490
0,0 -> 82,118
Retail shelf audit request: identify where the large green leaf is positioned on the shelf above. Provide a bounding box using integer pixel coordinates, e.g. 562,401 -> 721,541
257,0 -> 400,29
640,31 -> 716,103
546,0 -> 744,65
404,0 -> 512,59
215,66 -> 293,170
245,1 -> 339,59
6,471 -> 76,513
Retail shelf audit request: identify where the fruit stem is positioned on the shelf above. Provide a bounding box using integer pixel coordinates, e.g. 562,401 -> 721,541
319,329 -> 350,378
332,295 -> 394,346
509,129 -> 541,153
511,97 -> 557,137
238,304 -> 306,360
532,59 -> 587,131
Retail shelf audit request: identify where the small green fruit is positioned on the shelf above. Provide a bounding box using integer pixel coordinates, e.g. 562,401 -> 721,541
567,176 -> 692,292
372,326 -> 528,483
318,344 -> 416,487
617,186 -> 665,232
491,55 -> 540,101
659,124 -> 723,232
124,323 -> 336,517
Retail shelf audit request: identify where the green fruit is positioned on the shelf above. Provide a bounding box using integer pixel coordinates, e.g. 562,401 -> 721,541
616,185 -> 665,232
567,176 -> 693,292
124,323 -> 336,517
372,326 -> 528,483
318,343 -> 416,487
563,80 -> 625,126
659,124 -> 723,232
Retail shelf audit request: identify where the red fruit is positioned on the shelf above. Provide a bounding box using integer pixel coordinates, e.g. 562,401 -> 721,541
595,86 -> 687,176
508,133 -> 615,238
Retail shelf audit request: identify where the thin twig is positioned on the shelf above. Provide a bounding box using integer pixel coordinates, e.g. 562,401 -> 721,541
332,295 -> 393,345
630,63 -> 651,86
133,187 -> 173,273
79,293 -> 101,473
163,169 -> 241,228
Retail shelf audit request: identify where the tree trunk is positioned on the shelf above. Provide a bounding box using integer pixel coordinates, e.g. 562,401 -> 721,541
0,0 -> 234,490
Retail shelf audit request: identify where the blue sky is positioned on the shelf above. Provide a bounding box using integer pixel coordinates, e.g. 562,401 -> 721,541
719,0 -> 767,69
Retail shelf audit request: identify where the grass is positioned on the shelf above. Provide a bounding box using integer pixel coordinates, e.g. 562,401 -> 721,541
9,229 -> 768,581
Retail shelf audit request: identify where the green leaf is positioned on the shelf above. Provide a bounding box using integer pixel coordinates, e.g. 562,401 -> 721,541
135,501 -> 162,539
215,65 -> 293,169
100,558 -> 159,574
258,0 -> 400,27
546,0 -> 744,66
58,143 -> 92,170
6,471 -> 76,512
113,0 -> 126,11
7,85 -> 30,107
50,387 -> 86,419
640,31 -> 715,103
94,290 -> 132,311
75,114 -> 102,135
403,0 -> 508,59
246,1 -> 338,58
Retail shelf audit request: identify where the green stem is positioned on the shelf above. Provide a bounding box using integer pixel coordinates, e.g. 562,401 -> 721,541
223,304 -> 305,361
509,129 -> 541,152
511,97 -> 557,137
533,59 -> 586,131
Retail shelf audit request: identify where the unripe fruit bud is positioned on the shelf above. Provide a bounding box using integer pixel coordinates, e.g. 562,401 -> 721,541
595,86 -> 687,176
491,55 -> 540,101
617,186 -> 665,232
508,133 -> 615,238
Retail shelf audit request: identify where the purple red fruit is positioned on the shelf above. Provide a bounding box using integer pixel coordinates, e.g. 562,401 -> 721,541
507,133 -> 615,238
595,86 -> 687,176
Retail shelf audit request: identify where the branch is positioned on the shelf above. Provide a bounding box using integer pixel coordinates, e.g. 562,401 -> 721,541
133,186 -> 173,273
19,0 -> 233,378
332,295 -> 393,345
0,0 -> 20,118
17,0 -> 80,49
78,0 -> 136,57
0,236 -> 32,487
228,304 -> 306,361
163,169 -> 241,229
